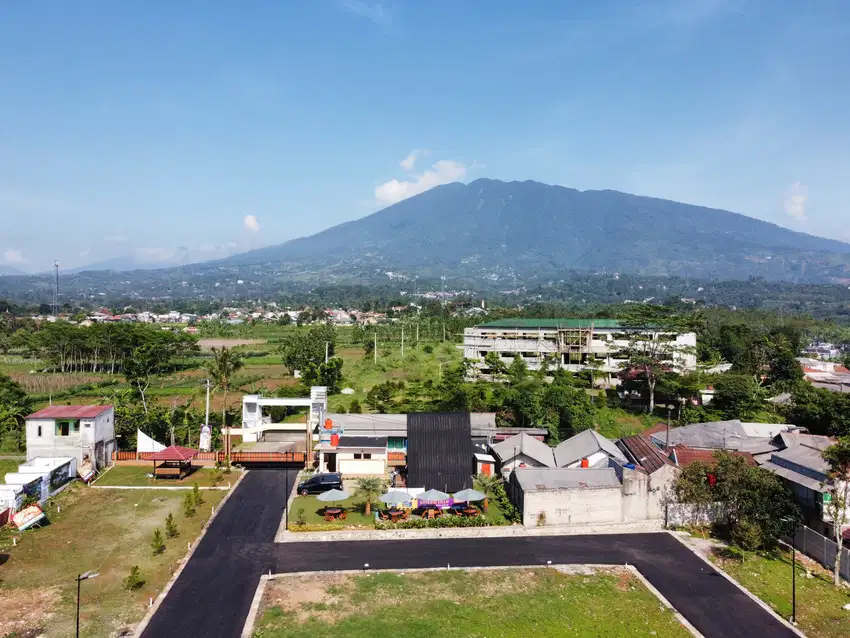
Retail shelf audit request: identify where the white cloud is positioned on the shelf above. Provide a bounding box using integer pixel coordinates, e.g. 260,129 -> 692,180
104,235 -> 128,242
784,182 -> 808,221
375,159 -> 467,205
3,249 -> 24,264
339,0 -> 391,26
243,214 -> 261,232
400,150 -> 423,171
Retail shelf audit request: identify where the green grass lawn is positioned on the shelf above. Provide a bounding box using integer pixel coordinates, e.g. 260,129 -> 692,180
712,548 -> 850,638
288,494 -> 376,528
0,458 -> 23,476
0,483 -> 227,638
254,568 -> 691,638
93,464 -> 232,487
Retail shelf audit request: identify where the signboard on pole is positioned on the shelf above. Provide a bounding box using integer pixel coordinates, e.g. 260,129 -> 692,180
199,424 -> 212,452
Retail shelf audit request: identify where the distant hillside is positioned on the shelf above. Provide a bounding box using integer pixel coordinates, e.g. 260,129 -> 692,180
217,179 -> 850,283
0,265 -> 24,276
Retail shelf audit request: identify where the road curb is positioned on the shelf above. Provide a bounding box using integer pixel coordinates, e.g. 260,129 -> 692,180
132,469 -> 247,638
241,564 -> 700,637
667,531 -> 806,637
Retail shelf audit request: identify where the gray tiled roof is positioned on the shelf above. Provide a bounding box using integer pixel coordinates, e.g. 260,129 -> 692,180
648,420 -> 792,454
490,433 -> 555,467
514,467 -> 621,491
553,430 -> 627,467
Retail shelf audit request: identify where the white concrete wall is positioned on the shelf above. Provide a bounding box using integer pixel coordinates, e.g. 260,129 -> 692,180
25,409 -> 115,470
339,458 -> 385,475
562,450 -> 608,469
522,487 -> 623,527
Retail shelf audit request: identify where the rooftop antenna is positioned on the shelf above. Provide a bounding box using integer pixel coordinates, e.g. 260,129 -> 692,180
53,260 -> 60,316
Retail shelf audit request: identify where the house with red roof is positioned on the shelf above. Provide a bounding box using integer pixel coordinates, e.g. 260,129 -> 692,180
25,405 -> 116,471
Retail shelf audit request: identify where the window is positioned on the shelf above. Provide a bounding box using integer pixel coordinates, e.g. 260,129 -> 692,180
37,425 -> 42,437
354,453 -> 362,460
363,453 -> 372,460
55,419 -> 80,436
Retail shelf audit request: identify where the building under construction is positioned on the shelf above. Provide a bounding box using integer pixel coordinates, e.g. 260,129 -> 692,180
463,318 -> 697,385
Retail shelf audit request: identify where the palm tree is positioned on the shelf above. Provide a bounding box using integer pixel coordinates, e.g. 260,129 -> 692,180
354,477 -> 385,516
473,473 -> 503,513
206,346 -> 244,463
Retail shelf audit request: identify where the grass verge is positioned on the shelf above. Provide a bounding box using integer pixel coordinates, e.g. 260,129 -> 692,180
93,465 -> 230,487
254,568 -> 691,637
711,547 -> 850,638
0,483 -> 227,637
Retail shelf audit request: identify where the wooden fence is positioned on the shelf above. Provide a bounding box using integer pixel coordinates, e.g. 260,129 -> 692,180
112,450 -> 306,464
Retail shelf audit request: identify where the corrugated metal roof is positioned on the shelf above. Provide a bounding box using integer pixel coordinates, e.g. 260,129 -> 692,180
553,430 -> 627,467
514,467 -> 621,491
618,435 -> 671,473
770,446 -> 830,474
477,318 -> 623,329
407,413 -> 473,492
671,445 -> 756,468
26,405 -> 112,420
761,460 -> 826,492
490,433 -> 555,467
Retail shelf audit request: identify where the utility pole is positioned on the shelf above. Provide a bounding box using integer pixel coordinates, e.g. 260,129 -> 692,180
204,378 -> 211,427
374,332 -> 377,365
401,326 -> 404,357
416,323 -> 419,346
53,260 -> 59,316
325,341 -> 329,364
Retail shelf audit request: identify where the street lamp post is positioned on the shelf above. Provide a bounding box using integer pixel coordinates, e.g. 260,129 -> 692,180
781,517 -> 797,624
76,570 -> 99,638
664,404 -> 674,449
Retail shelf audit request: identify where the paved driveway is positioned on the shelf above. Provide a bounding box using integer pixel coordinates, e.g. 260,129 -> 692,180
142,471 -> 797,638
140,469 -> 297,638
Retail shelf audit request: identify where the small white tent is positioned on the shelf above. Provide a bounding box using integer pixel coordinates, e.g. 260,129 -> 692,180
137,429 -> 166,454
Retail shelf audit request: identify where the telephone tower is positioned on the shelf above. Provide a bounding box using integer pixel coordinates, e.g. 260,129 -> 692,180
52,260 -> 59,316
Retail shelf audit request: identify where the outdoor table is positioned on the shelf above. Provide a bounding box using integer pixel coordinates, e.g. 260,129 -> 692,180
462,508 -> 478,517
389,510 -> 404,522
325,507 -> 342,519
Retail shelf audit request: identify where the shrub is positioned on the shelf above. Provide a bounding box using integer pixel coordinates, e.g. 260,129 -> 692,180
731,519 -> 763,552
423,344 -> 434,354
20,493 -> 39,509
165,513 -> 179,539
211,468 -> 223,486
192,483 -> 204,506
183,492 -> 196,518
124,565 -> 145,591
491,482 -> 521,523
295,508 -> 307,526
536,511 -> 547,527
374,516 -> 491,530
151,529 -> 165,555
349,399 -> 362,414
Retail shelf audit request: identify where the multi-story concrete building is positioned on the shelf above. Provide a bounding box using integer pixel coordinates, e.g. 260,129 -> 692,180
463,318 -> 697,385
24,405 -> 116,471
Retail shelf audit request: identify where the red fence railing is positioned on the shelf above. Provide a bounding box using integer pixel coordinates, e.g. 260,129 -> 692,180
112,450 -> 306,463
387,452 -> 407,462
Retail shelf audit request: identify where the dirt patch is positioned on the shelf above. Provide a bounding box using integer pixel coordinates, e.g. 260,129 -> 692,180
198,338 -> 267,350
0,586 -> 58,636
263,573 -> 350,623
615,571 -> 634,592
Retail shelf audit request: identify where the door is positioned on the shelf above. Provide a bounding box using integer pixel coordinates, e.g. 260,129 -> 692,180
326,453 -> 337,473
482,462 -> 492,476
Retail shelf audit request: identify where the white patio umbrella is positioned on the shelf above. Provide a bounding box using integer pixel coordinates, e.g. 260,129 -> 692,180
317,489 -> 350,507
452,488 -> 486,503
380,490 -> 412,506
417,489 -> 450,504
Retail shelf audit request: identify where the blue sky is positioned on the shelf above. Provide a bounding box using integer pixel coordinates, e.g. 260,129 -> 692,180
1,0 -> 849,272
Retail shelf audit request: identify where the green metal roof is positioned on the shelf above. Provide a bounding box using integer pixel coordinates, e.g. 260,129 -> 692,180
477,318 -> 623,329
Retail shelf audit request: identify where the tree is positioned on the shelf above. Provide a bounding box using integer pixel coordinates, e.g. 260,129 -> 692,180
473,473 -> 503,513
483,351 -> 507,380
165,513 -> 179,539
183,492 -> 196,517
349,398 -> 362,414
354,477 -> 384,516
151,529 -> 165,555
279,325 -> 336,374
206,346 -> 244,464
124,565 -> 145,591
123,343 -> 168,414
192,482 -> 204,506
301,357 -> 344,394
822,438 -> 850,587
712,374 -> 763,420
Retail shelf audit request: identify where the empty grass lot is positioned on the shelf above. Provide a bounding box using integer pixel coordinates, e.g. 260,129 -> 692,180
712,548 -> 850,638
0,483 -> 227,638
93,465 -> 232,487
254,568 -> 691,638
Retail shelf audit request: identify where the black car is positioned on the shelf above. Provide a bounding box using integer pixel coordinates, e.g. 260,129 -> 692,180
298,472 -> 343,496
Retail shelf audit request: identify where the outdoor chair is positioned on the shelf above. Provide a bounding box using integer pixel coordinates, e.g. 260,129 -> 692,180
402,510 -> 410,520
379,510 -> 390,521
339,510 -> 347,520
324,511 -> 334,522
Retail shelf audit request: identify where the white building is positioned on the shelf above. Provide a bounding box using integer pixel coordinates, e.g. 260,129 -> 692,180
463,318 -> 697,385
24,405 -> 115,471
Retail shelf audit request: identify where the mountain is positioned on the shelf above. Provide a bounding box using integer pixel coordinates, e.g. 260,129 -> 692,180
0,265 -> 24,276
69,255 -> 182,274
217,179 -> 850,284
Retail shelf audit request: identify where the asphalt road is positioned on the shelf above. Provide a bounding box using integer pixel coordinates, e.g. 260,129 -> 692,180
143,470 -> 797,638
139,468 -> 297,638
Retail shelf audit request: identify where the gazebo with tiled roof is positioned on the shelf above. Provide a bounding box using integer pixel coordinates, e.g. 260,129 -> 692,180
148,445 -> 199,479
